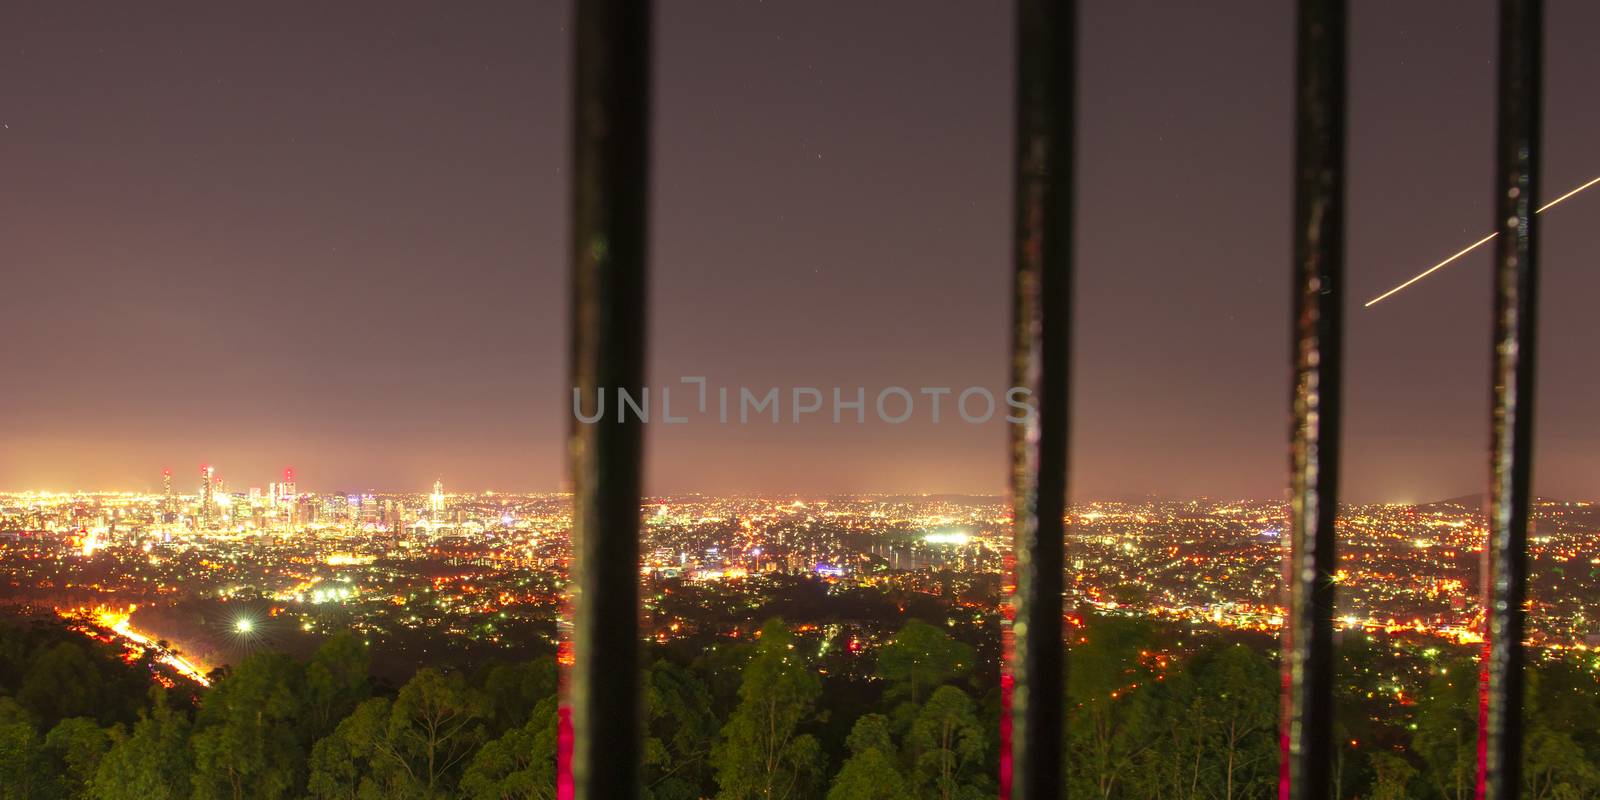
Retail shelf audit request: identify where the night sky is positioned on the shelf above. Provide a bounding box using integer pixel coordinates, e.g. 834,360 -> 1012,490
3,2 -> 1597,502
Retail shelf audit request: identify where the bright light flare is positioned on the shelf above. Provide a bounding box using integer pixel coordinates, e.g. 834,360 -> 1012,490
1364,174 -> 1600,307
923,530 -> 971,546
234,617 -> 255,634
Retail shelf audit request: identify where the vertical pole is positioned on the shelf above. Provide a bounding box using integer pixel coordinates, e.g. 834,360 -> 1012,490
1281,1 -> 1345,798
1479,1 -> 1541,797
564,2 -> 650,799
1003,1 -> 1074,797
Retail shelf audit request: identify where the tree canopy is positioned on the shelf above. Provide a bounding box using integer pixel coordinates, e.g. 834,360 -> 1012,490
0,613 -> 1596,800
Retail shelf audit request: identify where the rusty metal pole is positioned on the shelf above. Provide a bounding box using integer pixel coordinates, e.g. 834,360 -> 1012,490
564,2 -> 650,799
1004,1 -> 1075,797
1479,1 -> 1542,797
1281,1 -> 1346,798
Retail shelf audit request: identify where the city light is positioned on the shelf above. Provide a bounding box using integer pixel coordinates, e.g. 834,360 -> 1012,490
6,486 -> 1599,684
922,530 -> 972,546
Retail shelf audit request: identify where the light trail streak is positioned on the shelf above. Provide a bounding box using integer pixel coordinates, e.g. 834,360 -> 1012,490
85,606 -> 214,686
1364,174 -> 1600,307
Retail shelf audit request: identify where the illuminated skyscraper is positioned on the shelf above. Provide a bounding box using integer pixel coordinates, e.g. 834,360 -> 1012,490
162,467 -> 176,522
386,499 -> 402,534
430,479 -> 445,518
200,464 -> 216,526
280,467 -> 298,530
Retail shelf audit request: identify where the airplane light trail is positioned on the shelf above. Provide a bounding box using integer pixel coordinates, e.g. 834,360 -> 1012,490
1364,174 -> 1600,307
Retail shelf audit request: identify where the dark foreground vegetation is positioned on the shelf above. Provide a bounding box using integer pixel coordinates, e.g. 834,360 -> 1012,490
1,614 -> 1597,800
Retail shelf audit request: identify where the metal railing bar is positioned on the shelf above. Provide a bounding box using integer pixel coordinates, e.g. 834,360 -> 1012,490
1281,1 -> 1346,798
1004,1 -> 1075,797
1480,1 -> 1542,797
563,1 -> 652,798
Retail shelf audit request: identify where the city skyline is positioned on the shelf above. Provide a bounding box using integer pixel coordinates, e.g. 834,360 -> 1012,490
7,462 -> 1596,505
7,488 -> 1598,657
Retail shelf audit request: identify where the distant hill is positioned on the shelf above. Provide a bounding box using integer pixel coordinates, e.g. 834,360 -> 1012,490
1421,493 -> 1485,511
1419,493 -> 1574,512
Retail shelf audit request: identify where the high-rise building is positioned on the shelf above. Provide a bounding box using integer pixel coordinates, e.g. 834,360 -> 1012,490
280,467 -> 298,530
431,479 -> 445,517
162,467 -> 176,522
200,464 -> 216,526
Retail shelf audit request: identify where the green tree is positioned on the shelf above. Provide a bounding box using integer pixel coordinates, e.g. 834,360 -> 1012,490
1366,752 -> 1417,800
842,715 -> 895,764
1328,634 -> 1388,798
1126,665 -> 1205,800
304,633 -> 372,740
1523,726 -> 1600,800
1189,643 -> 1276,800
91,689 -> 193,800
17,642 -> 102,727
0,621 -> 152,732
43,717 -> 112,800
908,687 -> 988,800
1522,666 -> 1600,800
308,669 -> 487,800
1529,660 -> 1600,755
458,696 -> 559,800
388,668 -> 488,794
480,657 -> 556,738
190,652 -> 309,800
875,621 -> 973,706
826,715 -> 909,800
643,660 -> 719,800
306,697 -> 403,800
1065,617 -> 1162,799
0,697 -> 47,800
713,619 -> 824,800
1413,660 -> 1476,800
0,626 -> 27,696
